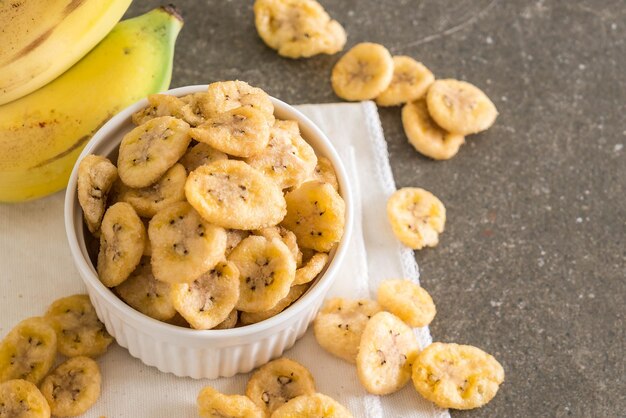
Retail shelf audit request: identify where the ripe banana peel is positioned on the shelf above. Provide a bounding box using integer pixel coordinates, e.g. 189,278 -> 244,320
0,7 -> 184,202
0,0 -> 133,105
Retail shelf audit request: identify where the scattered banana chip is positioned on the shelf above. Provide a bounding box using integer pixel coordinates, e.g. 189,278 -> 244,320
0,379 -> 51,418
179,142 -> 228,173
356,311 -> 420,395
118,163 -> 187,218
117,116 -> 191,188
401,100 -> 465,160
132,93 -> 203,127
254,0 -> 346,59
294,252 -> 328,285
185,160 -> 287,230
213,310 -> 239,330
45,294 -> 113,358
246,120 -> 317,190
77,155 -> 118,235
203,80 -> 274,122
0,317 -> 56,385
228,236 -> 296,313
377,279 -> 436,328
281,181 -> 345,252
197,386 -> 264,418
40,356 -> 101,417
97,202 -> 146,287
386,187 -> 446,250
331,43 -> 394,101
426,79 -> 498,135
115,258 -> 177,321
254,226 -> 302,266
246,357 -> 316,415
239,284 -> 309,326
190,107 -> 271,158
412,343 -> 505,410
376,56 -> 435,107
313,298 -> 381,364
271,393 -> 353,418
148,201 -> 227,284
171,261 -> 240,330
309,156 -> 339,191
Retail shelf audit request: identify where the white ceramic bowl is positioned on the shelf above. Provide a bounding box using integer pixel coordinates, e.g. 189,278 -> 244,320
64,85 -> 353,379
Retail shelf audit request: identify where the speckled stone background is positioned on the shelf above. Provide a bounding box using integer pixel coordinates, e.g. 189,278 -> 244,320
125,1 -> 625,416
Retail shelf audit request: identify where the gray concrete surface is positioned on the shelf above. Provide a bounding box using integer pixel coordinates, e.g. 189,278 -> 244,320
126,1 -> 625,416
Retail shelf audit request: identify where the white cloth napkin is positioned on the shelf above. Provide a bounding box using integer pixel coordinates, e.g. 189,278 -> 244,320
0,102 -> 449,418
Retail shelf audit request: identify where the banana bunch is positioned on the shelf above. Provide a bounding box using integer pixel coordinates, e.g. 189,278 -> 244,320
0,6 -> 184,202
0,0 -> 133,105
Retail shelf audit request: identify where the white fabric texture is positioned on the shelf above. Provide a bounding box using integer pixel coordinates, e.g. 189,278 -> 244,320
0,102 -> 448,418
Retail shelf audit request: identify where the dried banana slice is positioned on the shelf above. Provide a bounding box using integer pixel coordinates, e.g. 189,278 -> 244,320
228,236 -> 296,313
254,226 -> 302,266
132,93 -> 203,127
239,284 -> 309,325
246,120 -> 317,190
179,92 -> 212,126
313,298 -> 381,364
45,295 -> 113,358
309,156 -> 338,191
197,386 -> 264,418
148,202 -> 227,284
40,356 -> 101,417
179,143 -> 228,173
0,317 -> 56,385
246,357 -> 316,415
97,202 -> 146,287
386,187 -> 446,250
77,155 -> 118,235
377,279 -> 436,328
0,379 -> 50,418
171,261 -> 240,330
375,56 -> 435,107
294,252 -> 328,285
412,343 -> 505,410
331,43 -> 394,101
203,80 -> 274,122
426,79 -> 498,135
402,100 -> 465,160
356,311 -> 420,395
190,107 -> 270,158
254,0 -> 346,59
118,163 -> 187,218
271,393 -> 353,418
185,160 -> 287,230
213,310 -> 238,330
115,258 -> 177,321
225,230 -> 250,256
118,116 -> 191,188
281,181 -> 345,252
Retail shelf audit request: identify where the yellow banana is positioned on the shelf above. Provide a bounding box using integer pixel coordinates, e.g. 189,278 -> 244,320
0,7 -> 184,202
0,0 -> 133,105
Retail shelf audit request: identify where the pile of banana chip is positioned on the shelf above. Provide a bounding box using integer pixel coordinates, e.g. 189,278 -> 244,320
77,80 -> 345,331
0,295 -> 112,416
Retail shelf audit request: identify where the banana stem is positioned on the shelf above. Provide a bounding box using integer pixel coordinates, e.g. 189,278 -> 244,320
160,4 -> 184,24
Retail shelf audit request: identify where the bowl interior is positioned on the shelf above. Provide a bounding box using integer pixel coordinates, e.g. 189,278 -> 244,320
66,85 -> 353,339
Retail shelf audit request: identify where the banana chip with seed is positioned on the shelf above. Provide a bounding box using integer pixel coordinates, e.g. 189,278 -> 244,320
331,43 -> 394,101
412,342 -> 505,410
